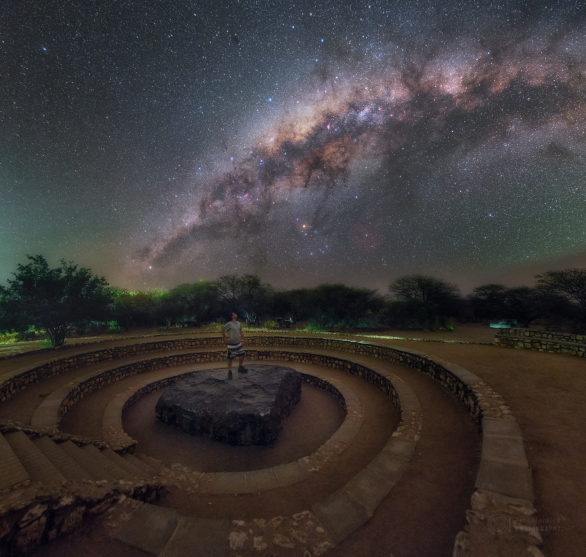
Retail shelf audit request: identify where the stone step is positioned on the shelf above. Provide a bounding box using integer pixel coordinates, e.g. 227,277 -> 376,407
102,448 -> 148,479
115,504 -> 231,557
134,453 -> 165,473
0,432 -> 30,490
58,440 -> 117,481
122,452 -> 159,476
160,516 -> 230,557
32,437 -> 93,481
4,431 -> 65,484
82,444 -> 133,480
114,503 -> 179,556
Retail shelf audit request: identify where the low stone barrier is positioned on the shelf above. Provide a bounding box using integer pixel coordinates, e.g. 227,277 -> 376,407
33,348 -> 400,430
100,364 -> 352,453
6,336 -> 489,420
495,328 -> 586,357
1,335 -> 541,555
101,368 -> 363,481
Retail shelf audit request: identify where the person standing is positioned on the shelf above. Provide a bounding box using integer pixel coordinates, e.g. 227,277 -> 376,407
222,312 -> 247,372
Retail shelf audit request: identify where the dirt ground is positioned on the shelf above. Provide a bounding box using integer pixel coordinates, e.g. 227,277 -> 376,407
3,323 -> 584,556
375,335 -> 586,557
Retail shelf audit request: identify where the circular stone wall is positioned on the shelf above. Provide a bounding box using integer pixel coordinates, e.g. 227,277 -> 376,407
124,378 -> 346,472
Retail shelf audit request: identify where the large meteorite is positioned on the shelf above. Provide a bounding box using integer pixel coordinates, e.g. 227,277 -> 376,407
155,364 -> 302,446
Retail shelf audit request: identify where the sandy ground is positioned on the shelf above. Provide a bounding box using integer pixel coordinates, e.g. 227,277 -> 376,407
374,337 -> 586,557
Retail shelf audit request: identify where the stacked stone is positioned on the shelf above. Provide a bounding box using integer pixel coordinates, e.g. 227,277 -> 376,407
1,334 -> 543,556
0,480 -> 162,555
495,328 -> 586,357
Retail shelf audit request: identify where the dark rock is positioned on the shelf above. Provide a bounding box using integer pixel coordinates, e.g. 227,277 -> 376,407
155,364 -> 302,446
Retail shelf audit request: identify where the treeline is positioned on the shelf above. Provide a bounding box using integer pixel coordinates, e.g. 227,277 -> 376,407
2,255 -> 586,347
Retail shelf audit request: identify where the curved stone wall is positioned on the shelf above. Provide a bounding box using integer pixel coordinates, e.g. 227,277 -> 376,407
1,334 -> 541,556
6,336 -> 491,421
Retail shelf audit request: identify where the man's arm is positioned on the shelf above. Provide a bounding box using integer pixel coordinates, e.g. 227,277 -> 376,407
221,323 -> 229,342
239,323 -> 246,342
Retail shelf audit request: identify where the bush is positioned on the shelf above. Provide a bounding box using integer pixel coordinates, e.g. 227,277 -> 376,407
381,299 -> 437,330
16,327 -> 40,341
107,320 -> 124,334
304,319 -> 327,332
0,332 -> 18,344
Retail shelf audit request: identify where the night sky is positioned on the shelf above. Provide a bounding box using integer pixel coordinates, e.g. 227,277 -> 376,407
2,1 -> 586,293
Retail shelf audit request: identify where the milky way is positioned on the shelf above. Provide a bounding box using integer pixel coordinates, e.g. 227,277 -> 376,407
2,1 -> 586,291
136,21 -> 586,289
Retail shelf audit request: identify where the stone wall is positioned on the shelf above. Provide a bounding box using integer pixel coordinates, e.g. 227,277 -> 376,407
300,374 -> 346,410
495,328 -> 586,357
502,328 -> 585,343
2,336 -> 479,420
0,334 -> 540,556
60,349 -> 398,424
0,480 -> 162,556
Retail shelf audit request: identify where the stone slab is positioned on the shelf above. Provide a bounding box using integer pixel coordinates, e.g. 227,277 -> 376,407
337,387 -> 359,407
311,490 -> 371,545
366,449 -> 410,486
381,436 -> 416,461
393,387 -> 421,412
30,392 -> 64,428
343,468 -> 394,514
482,418 -> 523,439
482,435 -> 529,467
33,436 -> 91,481
0,432 -> 30,490
329,418 -> 362,445
475,459 -> 535,501
160,516 -> 230,557
115,503 -> 179,556
273,461 -> 308,487
209,471 -> 247,494
4,431 -> 65,483
243,468 -> 280,493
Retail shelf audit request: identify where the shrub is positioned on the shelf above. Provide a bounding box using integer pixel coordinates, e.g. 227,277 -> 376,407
107,320 -> 124,334
0,332 -> 18,344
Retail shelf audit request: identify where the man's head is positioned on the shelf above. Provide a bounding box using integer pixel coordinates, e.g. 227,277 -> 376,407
231,312 -> 238,321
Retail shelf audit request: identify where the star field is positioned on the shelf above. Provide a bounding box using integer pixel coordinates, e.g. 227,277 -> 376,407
2,1 -> 586,291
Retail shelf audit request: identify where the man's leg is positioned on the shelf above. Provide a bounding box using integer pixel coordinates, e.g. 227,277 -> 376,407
238,356 -> 244,367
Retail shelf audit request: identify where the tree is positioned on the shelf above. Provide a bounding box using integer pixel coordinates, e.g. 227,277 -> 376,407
213,274 -> 242,313
167,280 -> 220,325
212,274 -> 273,324
238,274 -> 273,324
389,275 -> 462,322
0,255 -> 110,347
469,284 -> 543,327
536,269 -> 586,331
304,284 -> 384,328
381,299 -> 437,330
